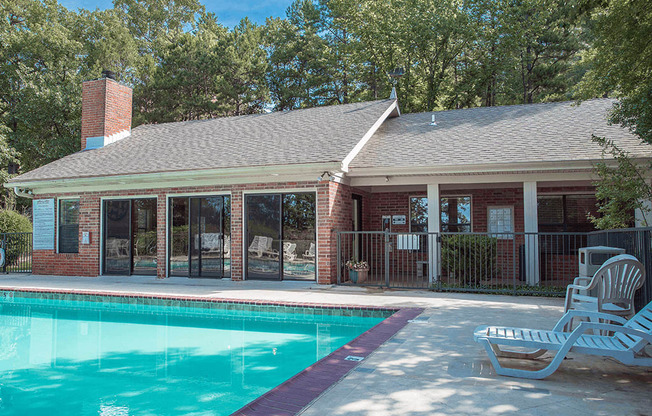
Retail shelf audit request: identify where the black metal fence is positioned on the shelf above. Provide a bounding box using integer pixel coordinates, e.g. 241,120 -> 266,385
586,228 -> 652,311
1,232 -> 32,273
337,228 -> 652,305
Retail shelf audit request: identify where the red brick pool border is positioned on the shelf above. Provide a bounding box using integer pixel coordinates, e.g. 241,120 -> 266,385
232,307 -> 423,416
0,285 -> 423,416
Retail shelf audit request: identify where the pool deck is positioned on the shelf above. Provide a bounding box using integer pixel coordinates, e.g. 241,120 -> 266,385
0,274 -> 650,416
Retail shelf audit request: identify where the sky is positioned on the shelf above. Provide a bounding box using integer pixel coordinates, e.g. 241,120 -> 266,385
59,0 -> 294,28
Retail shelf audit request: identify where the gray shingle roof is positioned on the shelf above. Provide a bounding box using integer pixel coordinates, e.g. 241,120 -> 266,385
350,99 -> 652,169
12,99 -> 395,182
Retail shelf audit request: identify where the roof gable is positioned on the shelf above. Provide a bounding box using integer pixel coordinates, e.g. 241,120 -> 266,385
12,99 -> 396,183
350,99 -> 652,169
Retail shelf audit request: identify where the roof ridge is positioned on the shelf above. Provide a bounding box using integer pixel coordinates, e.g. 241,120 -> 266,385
132,98 -> 395,133
405,97 -> 616,117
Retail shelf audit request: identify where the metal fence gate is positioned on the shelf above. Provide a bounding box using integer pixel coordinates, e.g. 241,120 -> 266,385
1,232 -> 32,273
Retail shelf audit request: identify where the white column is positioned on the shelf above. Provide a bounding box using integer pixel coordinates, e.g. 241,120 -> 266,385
427,183 -> 441,283
523,181 -> 540,285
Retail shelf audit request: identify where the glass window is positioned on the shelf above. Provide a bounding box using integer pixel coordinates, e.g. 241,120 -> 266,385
169,198 -> 189,277
409,197 -> 428,232
409,196 -> 472,232
488,206 -> 513,239
132,199 -> 157,275
283,193 -> 316,280
538,196 -> 564,226
59,199 -> 79,253
441,196 -> 471,232
538,195 -> 598,232
169,195 -> 231,278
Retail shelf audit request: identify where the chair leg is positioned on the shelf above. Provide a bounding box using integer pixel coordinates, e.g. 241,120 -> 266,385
480,339 -> 568,379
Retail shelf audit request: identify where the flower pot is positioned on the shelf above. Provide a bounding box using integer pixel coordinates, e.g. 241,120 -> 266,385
349,268 -> 369,284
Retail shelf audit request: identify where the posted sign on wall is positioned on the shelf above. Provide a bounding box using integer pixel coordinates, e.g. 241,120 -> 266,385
33,198 -> 55,250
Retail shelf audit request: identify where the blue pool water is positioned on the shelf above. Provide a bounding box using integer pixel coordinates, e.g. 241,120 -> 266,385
0,292 -> 386,416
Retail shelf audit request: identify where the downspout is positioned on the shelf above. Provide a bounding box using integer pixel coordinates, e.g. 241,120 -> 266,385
13,187 -> 33,199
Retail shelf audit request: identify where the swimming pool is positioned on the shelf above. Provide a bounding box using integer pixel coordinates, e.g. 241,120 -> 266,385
0,291 -> 391,416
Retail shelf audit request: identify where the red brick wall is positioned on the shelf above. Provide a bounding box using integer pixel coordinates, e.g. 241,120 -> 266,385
81,77 -> 132,150
32,180 -> 347,283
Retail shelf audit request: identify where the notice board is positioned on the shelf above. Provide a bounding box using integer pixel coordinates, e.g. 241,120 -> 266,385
33,198 -> 55,250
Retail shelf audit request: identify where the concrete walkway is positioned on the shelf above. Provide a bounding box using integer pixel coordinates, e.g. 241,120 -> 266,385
0,274 -> 650,416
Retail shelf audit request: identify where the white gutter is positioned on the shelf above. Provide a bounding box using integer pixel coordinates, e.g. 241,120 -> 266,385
344,158 -> 652,177
13,187 -> 33,199
341,99 -> 399,172
5,162 -> 344,194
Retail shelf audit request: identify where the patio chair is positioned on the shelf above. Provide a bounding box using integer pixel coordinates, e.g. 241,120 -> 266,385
564,254 -> 645,323
474,301 -> 652,379
283,242 -> 297,262
248,236 -> 267,258
304,242 -> 316,260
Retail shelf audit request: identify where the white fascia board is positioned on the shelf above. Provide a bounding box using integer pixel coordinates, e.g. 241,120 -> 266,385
341,99 -> 399,172
350,171 -> 599,187
345,158 -> 652,178
6,162 -> 342,195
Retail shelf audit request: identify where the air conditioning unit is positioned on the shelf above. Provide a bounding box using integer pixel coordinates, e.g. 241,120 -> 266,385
578,246 -> 626,277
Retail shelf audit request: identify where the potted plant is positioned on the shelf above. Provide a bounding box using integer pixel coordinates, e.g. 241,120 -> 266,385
346,259 -> 370,283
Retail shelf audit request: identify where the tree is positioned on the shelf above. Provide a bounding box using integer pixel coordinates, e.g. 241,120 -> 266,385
218,18 -> 269,115
0,0 -> 84,172
576,0 -> 652,228
590,136 -> 651,229
577,0 -> 652,144
138,13 -> 229,122
265,1 -> 330,110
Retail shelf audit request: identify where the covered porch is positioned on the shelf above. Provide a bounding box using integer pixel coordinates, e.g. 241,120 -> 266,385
337,172 -> 652,297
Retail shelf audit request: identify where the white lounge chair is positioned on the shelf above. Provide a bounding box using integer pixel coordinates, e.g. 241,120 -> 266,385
304,242 -> 315,260
474,302 -> 652,379
248,236 -> 267,258
565,254 -> 645,322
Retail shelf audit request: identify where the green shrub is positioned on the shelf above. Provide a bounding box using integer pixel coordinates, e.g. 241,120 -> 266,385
440,234 -> 499,285
0,210 -> 32,265
0,210 -> 32,234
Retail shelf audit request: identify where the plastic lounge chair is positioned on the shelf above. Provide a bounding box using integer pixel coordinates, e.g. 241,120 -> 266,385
304,242 -> 315,260
473,302 -> 652,379
248,236 -> 266,258
565,254 -> 645,323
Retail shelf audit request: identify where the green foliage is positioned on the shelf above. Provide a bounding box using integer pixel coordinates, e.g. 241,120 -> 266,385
576,0 -> 652,143
0,209 -> 32,234
0,209 -> 32,264
441,234 -> 499,285
0,0 -> 633,187
589,136 -> 652,229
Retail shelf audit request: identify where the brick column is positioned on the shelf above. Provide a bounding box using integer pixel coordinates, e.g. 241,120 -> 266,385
156,193 -> 167,278
230,190 -> 243,280
316,181 -> 352,284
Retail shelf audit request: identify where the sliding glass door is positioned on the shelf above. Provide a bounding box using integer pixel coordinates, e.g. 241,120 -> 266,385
169,195 -> 231,278
245,192 -> 316,281
103,198 -> 157,275
246,195 -> 281,280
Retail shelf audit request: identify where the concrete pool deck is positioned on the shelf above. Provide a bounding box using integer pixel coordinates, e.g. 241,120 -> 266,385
0,274 -> 650,416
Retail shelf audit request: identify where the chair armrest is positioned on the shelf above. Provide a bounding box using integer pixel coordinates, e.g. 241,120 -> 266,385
573,277 -> 591,285
566,284 -> 591,291
575,322 -> 652,344
553,310 -> 629,331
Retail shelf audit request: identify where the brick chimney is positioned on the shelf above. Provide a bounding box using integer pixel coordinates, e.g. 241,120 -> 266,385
81,70 -> 133,150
